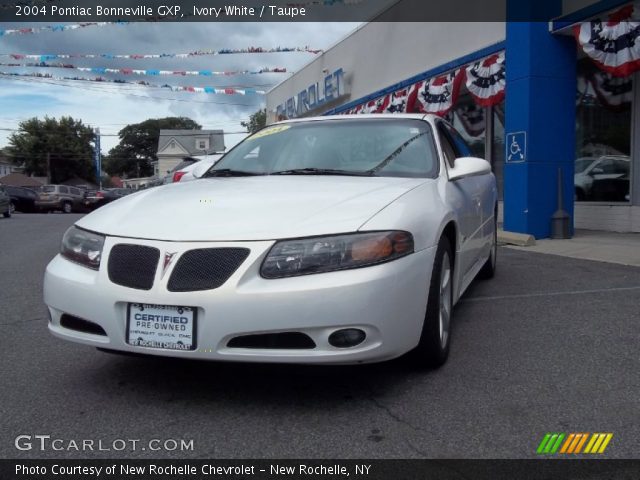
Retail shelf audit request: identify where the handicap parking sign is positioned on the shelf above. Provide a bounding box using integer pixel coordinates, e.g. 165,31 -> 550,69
506,131 -> 526,163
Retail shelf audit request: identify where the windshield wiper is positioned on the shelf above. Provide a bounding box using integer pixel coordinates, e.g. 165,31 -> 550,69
270,168 -> 372,176
366,131 -> 429,175
204,169 -> 263,177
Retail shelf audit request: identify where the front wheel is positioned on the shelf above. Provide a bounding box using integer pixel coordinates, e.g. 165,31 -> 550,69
62,202 -> 72,214
3,208 -> 11,218
408,237 -> 453,368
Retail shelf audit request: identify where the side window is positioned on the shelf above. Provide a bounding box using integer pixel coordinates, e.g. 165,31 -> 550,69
445,124 -> 473,158
70,187 -> 80,196
59,186 -> 69,194
437,123 -> 458,168
614,159 -> 630,174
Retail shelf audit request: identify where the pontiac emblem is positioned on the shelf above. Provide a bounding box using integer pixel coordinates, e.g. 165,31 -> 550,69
161,252 -> 178,278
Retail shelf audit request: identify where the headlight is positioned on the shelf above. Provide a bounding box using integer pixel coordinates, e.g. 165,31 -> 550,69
261,231 -> 414,279
61,226 -> 105,270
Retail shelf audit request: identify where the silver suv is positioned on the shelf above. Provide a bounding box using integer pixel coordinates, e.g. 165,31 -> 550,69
35,185 -> 86,213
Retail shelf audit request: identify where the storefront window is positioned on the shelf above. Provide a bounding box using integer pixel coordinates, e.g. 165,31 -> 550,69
450,92 -> 486,159
575,58 -> 631,202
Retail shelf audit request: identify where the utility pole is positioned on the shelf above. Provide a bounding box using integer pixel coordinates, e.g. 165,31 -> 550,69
94,128 -> 102,189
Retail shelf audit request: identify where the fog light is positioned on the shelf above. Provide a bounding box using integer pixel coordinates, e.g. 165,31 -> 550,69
328,329 -> 366,348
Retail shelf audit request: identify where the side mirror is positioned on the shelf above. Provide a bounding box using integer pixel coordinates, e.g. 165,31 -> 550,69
448,157 -> 491,181
192,162 -> 211,179
590,167 -> 604,175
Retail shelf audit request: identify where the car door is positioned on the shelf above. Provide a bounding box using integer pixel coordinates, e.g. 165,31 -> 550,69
437,121 -> 484,281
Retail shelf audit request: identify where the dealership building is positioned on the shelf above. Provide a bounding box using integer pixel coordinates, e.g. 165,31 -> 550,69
266,0 -> 640,237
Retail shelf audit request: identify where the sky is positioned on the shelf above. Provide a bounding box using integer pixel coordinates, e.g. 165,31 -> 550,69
0,21 -> 363,153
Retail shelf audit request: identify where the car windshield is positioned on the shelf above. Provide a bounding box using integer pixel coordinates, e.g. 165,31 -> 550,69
209,119 -> 439,178
575,158 -> 595,174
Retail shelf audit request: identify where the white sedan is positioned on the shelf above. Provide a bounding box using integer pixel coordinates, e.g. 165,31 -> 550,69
44,114 -> 497,367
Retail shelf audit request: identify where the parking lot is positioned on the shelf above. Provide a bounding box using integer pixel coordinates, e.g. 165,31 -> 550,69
1,213 -> 639,459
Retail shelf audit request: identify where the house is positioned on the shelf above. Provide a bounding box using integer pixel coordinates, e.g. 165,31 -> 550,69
154,130 -> 225,177
0,173 -> 43,188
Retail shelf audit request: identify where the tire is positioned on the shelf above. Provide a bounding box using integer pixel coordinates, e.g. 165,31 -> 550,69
478,213 -> 497,280
409,237 -> 454,368
9,202 -> 16,214
62,201 -> 72,214
3,208 -> 11,218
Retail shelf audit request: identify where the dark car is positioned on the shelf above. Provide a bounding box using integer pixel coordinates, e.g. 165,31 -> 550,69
0,186 -> 11,218
5,185 -> 38,213
84,188 -> 134,210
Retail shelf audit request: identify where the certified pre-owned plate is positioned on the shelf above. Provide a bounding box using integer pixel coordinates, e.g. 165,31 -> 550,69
127,303 -> 196,351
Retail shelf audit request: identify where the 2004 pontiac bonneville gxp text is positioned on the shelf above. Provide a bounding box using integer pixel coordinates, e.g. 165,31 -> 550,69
44,114 -> 497,368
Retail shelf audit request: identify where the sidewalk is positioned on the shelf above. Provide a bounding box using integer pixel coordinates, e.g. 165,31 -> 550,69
505,229 -> 640,267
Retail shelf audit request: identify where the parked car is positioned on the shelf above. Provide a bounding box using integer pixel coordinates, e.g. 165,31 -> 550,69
5,185 -> 38,213
84,188 -> 134,210
44,114 -> 497,368
0,185 -> 11,218
162,157 -> 201,184
172,154 -> 223,183
35,185 -> 86,213
574,155 -> 630,201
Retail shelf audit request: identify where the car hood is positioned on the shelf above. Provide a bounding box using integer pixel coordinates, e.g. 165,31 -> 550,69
77,176 -> 429,241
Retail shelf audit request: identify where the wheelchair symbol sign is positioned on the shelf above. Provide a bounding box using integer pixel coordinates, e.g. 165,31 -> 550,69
506,131 -> 526,163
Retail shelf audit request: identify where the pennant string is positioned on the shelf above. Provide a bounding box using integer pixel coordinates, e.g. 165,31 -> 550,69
0,47 -> 322,58
0,71 -> 266,94
0,62 -> 288,76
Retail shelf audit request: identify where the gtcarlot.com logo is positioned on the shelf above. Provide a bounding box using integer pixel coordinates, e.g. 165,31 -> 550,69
15,435 -> 194,452
537,433 -> 613,455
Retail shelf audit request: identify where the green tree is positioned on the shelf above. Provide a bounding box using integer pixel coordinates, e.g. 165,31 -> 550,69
104,117 -> 201,178
6,116 -> 95,184
241,109 -> 266,134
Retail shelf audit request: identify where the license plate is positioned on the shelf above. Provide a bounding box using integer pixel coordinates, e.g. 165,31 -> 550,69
127,303 -> 196,351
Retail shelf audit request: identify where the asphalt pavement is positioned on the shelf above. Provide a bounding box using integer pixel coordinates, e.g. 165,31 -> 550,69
1,213 -> 639,459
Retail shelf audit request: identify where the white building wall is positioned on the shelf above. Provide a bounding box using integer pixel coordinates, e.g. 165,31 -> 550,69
267,22 -> 505,122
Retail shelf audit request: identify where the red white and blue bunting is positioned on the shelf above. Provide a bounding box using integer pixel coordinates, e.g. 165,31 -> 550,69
408,70 -> 463,116
464,52 -> 506,107
589,69 -> 633,107
341,52 -> 505,116
574,4 -> 640,77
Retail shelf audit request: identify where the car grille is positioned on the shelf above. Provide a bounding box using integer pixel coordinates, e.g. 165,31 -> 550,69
167,248 -> 250,292
108,244 -> 160,290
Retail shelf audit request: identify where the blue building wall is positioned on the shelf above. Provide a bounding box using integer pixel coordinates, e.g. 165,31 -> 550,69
504,2 -> 577,238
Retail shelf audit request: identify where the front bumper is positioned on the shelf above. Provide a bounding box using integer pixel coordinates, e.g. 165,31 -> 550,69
44,237 -> 436,364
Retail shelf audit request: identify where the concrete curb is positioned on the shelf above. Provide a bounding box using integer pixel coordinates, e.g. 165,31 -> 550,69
498,229 -> 536,247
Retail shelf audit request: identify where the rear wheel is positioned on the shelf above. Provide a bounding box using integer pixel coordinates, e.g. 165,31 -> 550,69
409,237 -> 453,368
3,207 -> 11,218
62,201 -> 72,214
